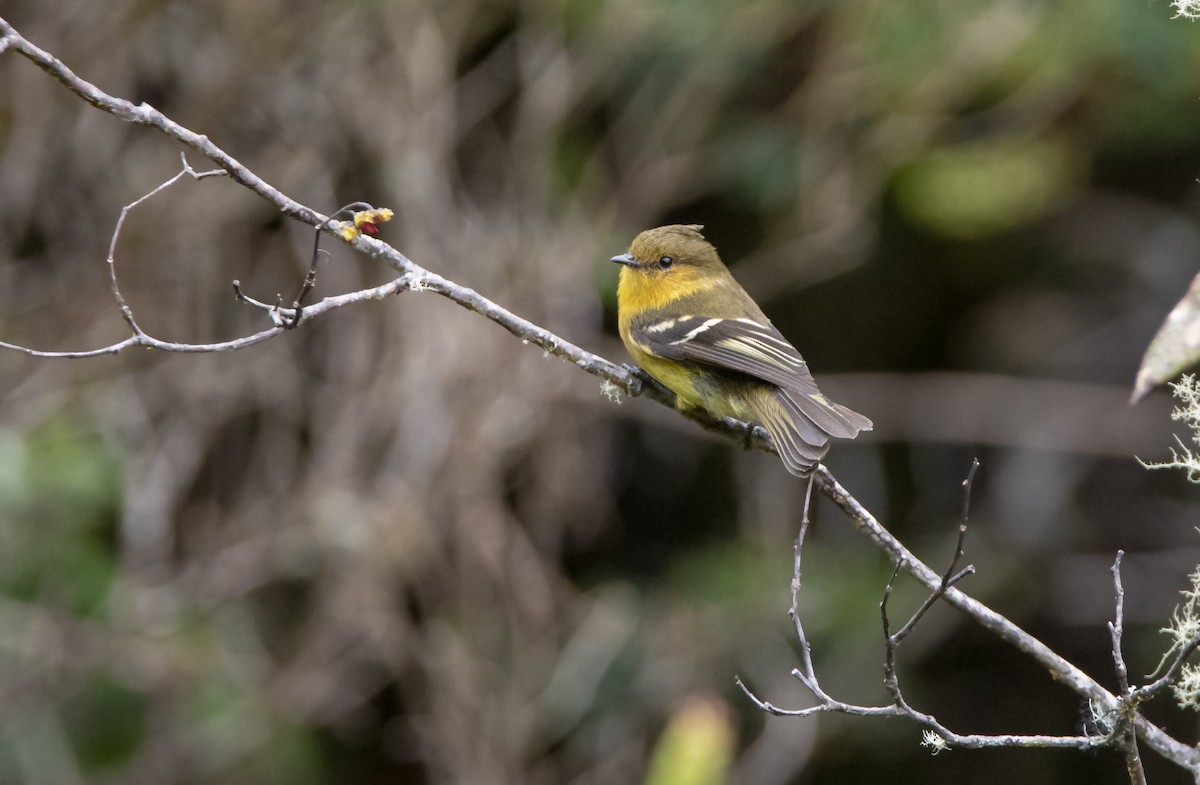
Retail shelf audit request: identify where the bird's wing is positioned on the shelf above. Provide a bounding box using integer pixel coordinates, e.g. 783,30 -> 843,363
630,315 -> 813,389
628,314 -> 872,437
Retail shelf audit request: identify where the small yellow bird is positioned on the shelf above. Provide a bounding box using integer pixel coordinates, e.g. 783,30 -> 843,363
612,224 -> 871,477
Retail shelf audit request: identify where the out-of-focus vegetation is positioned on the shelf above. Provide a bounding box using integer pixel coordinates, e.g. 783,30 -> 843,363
2,1 -> 1200,783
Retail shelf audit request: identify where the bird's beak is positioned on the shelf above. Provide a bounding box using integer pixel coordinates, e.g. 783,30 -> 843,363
610,253 -> 637,267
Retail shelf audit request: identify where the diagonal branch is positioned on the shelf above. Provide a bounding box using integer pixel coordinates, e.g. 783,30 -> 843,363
0,16 -> 778,446
741,462 -> 1119,757
0,18 -> 326,231
812,465 -> 1200,771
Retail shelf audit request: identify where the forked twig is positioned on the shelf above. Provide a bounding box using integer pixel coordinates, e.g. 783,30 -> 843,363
741,460 -> 1129,757
1106,552 -> 1148,785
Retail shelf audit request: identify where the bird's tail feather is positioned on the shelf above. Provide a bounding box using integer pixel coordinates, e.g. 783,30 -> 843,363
747,389 -> 872,477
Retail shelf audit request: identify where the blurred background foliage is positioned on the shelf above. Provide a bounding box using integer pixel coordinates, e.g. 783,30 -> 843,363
2,0 -> 1200,782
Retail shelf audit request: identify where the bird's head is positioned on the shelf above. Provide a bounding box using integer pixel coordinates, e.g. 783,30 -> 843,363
610,224 -> 725,275
611,225 -> 731,312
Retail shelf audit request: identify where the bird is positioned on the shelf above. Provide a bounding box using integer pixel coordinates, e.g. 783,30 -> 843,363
612,224 -> 871,477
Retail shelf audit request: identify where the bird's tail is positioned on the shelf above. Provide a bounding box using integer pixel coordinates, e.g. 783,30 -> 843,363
748,389 -> 872,477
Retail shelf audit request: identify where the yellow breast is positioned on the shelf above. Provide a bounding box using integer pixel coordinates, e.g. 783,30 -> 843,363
616,264 -> 748,413
616,264 -> 714,316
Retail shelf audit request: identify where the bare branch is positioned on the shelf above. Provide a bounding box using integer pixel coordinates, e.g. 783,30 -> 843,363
787,478 -> 820,692
813,465 -> 1200,771
0,18 -> 327,230
736,673 -> 1111,751
0,17 -> 786,466
890,459 -> 979,646
0,20 -> 640,385
0,276 -> 420,358
739,461 -> 1121,760
1111,552 -> 1133,698
880,559 -> 906,700
108,154 -> 229,333
1105,552 -> 1148,785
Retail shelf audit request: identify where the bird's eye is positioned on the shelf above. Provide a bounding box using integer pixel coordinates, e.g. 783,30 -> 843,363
658,256 -> 674,269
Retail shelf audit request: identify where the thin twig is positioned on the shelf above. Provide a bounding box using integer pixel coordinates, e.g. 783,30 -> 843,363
735,675 -> 1110,750
1132,635 -> 1200,703
104,154 -> 228,336
1111,552 -> 1132,698
891,459 -> 979,645
1108,552 -> 1148,785
789,484 -> 820,692
1116,566 -> 1148,784
880,560 -> 906,701
0,276 -> 418,358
